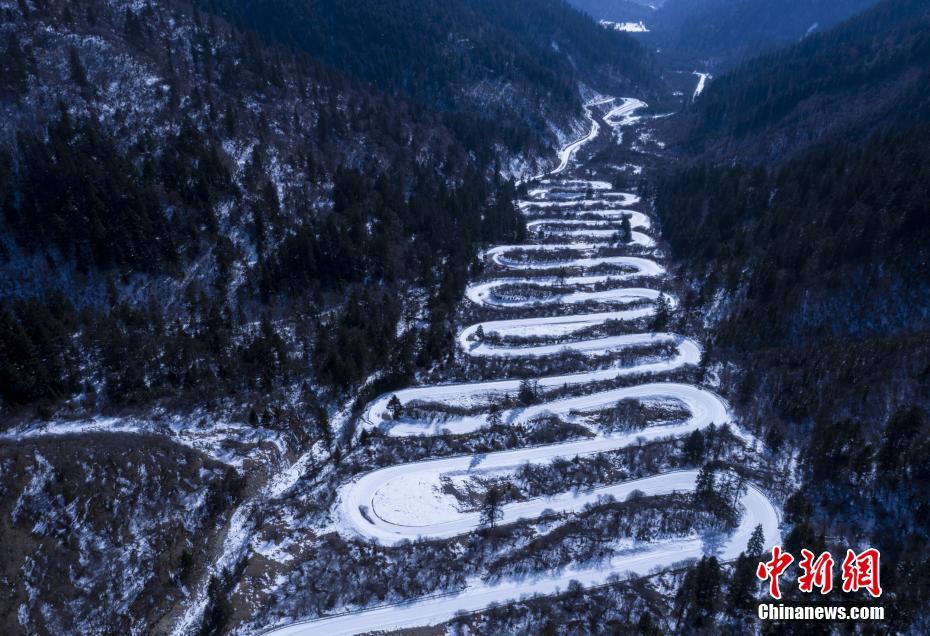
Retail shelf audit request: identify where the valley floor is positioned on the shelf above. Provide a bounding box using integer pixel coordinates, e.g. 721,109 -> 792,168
260,97 -> 780,635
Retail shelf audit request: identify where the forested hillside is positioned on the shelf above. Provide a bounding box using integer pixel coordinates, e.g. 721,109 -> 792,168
567,0 -> 656,23
569,0 -> 879,69
203,0 -> 658,158
4,0 -> 929,633
659,123 -> 930,350
0,0 -> 544,420
653,0 -> 930,627
0,0 -> 661,422
0,0 -> 598,630
657,124 -> 930,630
651,0 -> 879,67
675,0 -> 930,160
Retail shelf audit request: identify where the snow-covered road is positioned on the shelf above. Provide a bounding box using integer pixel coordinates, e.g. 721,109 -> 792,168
262,98 -> 778,635
265,480 -> 774,636
528,96 -> 616,181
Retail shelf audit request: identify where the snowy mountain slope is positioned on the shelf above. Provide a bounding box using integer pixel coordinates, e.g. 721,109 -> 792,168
673,0 -> 930,160
569,0 -> 658,24
649,1 -> 930,629
10,0 -> 925,632
652,0 -> 881,66
264,479 -> 775,635
570,0 -> 882,69
0,0 -> 560,632
200,0 -> 660,160
0,434 -> 245,634
0,0 -> 534,417
254,100 -> 780,636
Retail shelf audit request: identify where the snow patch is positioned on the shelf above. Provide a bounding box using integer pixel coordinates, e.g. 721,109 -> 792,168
600,20 -> 650,33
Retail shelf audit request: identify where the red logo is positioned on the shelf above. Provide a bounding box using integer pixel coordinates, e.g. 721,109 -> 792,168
841,548 -> 882,598
756,545 -> 794,600
756,547 -> 882,599
798,549 -> 834,594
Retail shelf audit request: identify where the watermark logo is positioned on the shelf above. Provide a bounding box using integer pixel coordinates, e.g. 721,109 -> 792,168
756,545 -> 793,599
798,549 -> 834,594
756,546 -> 882,599
840,548 -> 882,598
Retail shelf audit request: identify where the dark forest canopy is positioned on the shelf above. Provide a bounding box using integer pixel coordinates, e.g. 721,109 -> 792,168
0,0 -> 527,413
201,0 -> 658,151
569,0 -> 883,69
657,124 -> 930,347
651,5 -> 930,628
203,0 -> 656,97
675,0 -> 930,160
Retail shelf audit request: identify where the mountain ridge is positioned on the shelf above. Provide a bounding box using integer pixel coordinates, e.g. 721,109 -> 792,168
673,0 -> 930,161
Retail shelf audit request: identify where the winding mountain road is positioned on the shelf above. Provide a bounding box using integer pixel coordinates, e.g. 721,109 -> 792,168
262,98 -> 779,635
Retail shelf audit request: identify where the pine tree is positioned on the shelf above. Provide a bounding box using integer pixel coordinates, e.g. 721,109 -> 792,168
636,611 -> 662,636
765,425 -> 784,454
683,429 -> 706,464
480,484 -> 504,528
124,9 -> 145,46
486,403 -> 503,427
68,46 -> 88,88
693,463 -> 716,510
619,212 -> 633,244
651,293 -> 671,330
518,378 -> 539,405
675,556 -> 721,631
747,523 -> 765,558
727,553 -> 758,616
387,394 -> 403,419
1,35 -> 29,96
199,575 -> 231,636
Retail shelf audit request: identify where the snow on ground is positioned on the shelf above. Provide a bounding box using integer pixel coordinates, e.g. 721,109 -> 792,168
525,96 -> 616,183
466,280 -> 660,309
692,72 -> 711,101
527,211 -> 650,231
604,99 -> 647,128
266,480 -> 777,636
600,20 -> 650,33
459,329 -> 684,360
483,239 -> 656,270
519,193 -> 640,210
458,311 -> 662,353
171,437 -> 333,636
0,415 -> 284,468
261,96 -> 780,635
